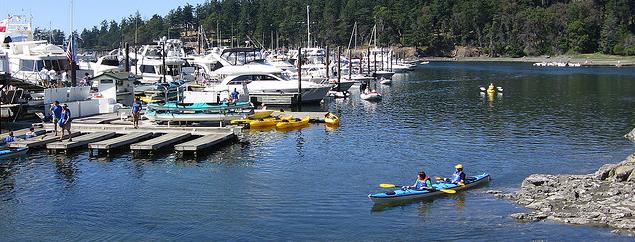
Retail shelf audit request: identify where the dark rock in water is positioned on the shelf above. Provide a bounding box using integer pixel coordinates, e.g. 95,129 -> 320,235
497,153 -> 635,235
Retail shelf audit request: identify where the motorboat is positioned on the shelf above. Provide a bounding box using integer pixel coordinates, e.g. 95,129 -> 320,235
205,72 -> 331,104
133,38 -> 190,83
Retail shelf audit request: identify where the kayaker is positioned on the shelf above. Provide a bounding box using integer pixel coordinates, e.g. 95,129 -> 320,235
3,132 -> 15,143
50,101 -> 63,136
449,164 -> 466,184
25,128 -> 37,139
131,97 -> 142,129
487,83 -> 495,92
59,104 -> 72,141
404,171 -> 434,190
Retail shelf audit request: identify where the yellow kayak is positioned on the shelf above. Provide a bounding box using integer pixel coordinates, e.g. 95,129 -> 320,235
248,119 -> 277,128
247,110 -> 274,119
231,115 -> 294,126
324,113 -> 340,126
276,116 -> 310,130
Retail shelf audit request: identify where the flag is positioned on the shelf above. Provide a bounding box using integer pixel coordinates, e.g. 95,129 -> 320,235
0,19 -> 7,33
66,36 -> 76,62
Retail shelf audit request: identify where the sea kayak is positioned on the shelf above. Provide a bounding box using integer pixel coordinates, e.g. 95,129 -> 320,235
368,173 -> 491,204
0,148 -> 28,160
324,113 -> 340,126
276,116 -> 310,130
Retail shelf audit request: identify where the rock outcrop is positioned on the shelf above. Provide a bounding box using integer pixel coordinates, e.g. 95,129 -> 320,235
491,154 -> 635,235
625,128 -> 635,143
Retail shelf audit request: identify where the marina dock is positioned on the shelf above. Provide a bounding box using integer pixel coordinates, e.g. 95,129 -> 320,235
46,132 -> 117,153
174,133 -> 236,156
130,133 -> 192,155
8,132 -> 81,148
88,132 -> 154,155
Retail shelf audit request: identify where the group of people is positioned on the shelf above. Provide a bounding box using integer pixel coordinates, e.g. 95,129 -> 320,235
49,101 -> 73,141
39,67 -> 93,88
3,128 -> 39,144
404,164 -> 466,190
39,67 -> 69,88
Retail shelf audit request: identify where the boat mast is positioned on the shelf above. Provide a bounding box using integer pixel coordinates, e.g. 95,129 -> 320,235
306,5 -> 310,49
69,0 -> 77,86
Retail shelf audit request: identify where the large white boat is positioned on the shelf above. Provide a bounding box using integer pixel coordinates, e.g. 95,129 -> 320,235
133,38 -> 189,83
205,72 -> 331,104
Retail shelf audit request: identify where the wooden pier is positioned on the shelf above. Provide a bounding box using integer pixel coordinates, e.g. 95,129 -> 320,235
88,132 -> 154,155
8,132 -> 81,148
130,133 -> 191,155
174,133 -> 236,156
46,132 -> 116,153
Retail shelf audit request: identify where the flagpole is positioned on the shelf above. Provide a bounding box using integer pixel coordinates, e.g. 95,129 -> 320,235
69,0 -> 77,87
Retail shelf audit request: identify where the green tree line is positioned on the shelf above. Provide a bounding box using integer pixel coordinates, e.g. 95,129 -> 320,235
69,0 -> 634,57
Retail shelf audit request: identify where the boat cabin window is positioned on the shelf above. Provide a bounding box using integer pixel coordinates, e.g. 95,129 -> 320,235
165,65 -> 181,76
227,75 -> 253,85
253,75 -> 277,81
102,58 -> 120,66
19,60 -> 35,71
140,65 -> 156,74
35,59 -> 69,71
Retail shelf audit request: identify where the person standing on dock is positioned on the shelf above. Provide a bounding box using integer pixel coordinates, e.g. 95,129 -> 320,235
132,97 -> 142,129
58,104 -> 72,141
50,101 -> 63,136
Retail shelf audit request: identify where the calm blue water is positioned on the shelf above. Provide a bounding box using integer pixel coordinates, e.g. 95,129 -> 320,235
1,62 -> 635,241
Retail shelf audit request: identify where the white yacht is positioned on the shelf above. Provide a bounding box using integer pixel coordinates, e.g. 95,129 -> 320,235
79,54 -> 123,76
205,72 -> 331,104
133,38 -> 189,83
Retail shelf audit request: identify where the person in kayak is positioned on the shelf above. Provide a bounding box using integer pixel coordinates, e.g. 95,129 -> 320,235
3,132 -> 15,143
404,171 -> 434,190
449,164 -> 466,184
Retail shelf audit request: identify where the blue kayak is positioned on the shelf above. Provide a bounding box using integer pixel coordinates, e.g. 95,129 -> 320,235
368,173 -> 491,204
0,148 -> 28,160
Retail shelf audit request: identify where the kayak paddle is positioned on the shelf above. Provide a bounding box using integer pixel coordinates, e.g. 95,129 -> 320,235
378,183 -> 456,194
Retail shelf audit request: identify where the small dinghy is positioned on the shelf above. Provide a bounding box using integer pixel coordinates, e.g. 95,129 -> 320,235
361,91 -> 382,101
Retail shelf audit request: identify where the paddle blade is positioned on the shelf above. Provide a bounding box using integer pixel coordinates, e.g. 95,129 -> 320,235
434,176 -> 444,180
440,189 -> 456,194
458,182 -> 465,186
379,183 -> 397,188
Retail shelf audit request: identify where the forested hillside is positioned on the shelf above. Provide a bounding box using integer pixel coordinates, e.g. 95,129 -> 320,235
64,0 -> 634,57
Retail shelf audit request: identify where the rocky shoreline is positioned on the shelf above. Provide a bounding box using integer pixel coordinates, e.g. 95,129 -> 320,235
489,137 -> 635,235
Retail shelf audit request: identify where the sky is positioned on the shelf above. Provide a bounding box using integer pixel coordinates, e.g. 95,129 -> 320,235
1,0 -> 206,32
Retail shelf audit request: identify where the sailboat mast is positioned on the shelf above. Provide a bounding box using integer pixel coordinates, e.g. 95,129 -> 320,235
306,5 -> 310,49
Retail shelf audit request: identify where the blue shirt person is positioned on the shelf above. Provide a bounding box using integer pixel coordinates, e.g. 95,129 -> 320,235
450,164 -> 466,184
3,132 -> 15,143
230,88 -> 240,102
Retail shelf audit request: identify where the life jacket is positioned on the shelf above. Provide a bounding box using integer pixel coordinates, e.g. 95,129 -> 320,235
451,171 -> 464,183
414,177 -> 432,189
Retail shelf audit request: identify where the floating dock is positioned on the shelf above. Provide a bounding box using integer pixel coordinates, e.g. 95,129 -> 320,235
174,133 -> 236,156
8,132 -> 81,148
130,133 -> 192,155
46,132 -> 116,153
88,132 -> 154,155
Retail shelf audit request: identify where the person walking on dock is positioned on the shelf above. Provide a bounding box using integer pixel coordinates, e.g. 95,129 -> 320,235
58,104 -> 72,141
50,101 -> 63,136
132,97 -> 142,129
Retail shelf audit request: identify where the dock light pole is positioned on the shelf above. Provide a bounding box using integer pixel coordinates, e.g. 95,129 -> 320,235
337,46 -> 341,92
297,47 -> 302,107
124,43 -> 130,72
325,46 -> 330,79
